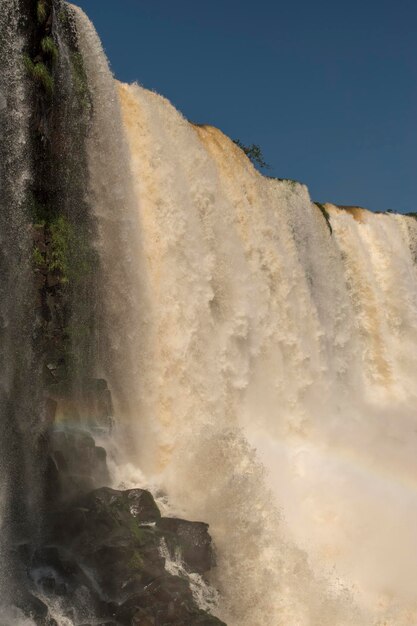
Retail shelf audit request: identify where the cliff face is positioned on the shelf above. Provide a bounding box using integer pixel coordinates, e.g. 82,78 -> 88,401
14,432 -> 225,625
0,2 -> 226,624
4,2 -> 417,625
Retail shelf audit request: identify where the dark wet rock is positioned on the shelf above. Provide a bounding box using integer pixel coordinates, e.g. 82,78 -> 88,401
115,575 -> 225,625
47,428 -> 110,501
31,482 -> 226,625
81,623 -> 118,626
43,397 -> 57,424
34,269 -> 47,289
46,378 -> 113,428
52,486 -> 161,539
46,272 -> 61,288
123,488 -> 162,522
157,518 -> 214,574
14,461 -> 225,625
14,591 -> 57,626
48,487 -> 165,602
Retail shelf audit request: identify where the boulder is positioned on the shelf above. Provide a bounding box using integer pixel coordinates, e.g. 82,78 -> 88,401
47,428 -> 110,500
39,484 -> 225,624
158,518 -> 214,574
46,378 -> 113,428
116,574 -> 225,626
14,591 -> 56,626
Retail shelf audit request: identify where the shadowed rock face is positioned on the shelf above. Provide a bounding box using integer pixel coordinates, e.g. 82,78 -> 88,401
13,382 -> 224,624
158,518 -> 214,576
0,3 -> 227,623
16,480 -> 225,625
14,392 -> 225,624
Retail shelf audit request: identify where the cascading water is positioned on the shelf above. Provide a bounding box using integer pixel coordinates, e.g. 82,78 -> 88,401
114,83 -> 417,625
70,4 -> 150,433
1,1 -> 417,624
0,0 -> 42,606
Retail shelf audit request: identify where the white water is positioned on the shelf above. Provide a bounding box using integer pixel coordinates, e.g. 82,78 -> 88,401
159,538 -> 220,614
74,6 -> 417,625
0,607 -> 36,626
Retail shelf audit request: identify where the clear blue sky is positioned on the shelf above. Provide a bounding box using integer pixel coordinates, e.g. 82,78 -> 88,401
75,0 -> 417,213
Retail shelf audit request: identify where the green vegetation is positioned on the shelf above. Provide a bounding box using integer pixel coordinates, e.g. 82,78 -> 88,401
41,36 -> 59,64
33,63 -> 54,95
376,209 -> 414,218
314,202 -> 333,234
30,212 -> 97,286
129,519 -> 149,543
233,139 -> 269,170
70,52 -> 91,111
33,246 -> 45,268
51,217 -> 96,285
58,8 -> 70,26
268,176 -> 301,187
23,53 -> 35,74
128,551 -> 144,570
37,0 -> 48,24
23,54 -> 54,96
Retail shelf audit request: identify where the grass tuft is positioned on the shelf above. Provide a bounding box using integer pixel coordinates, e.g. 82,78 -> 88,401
33,246 -> 45,268
41,36 -> 59,64
23,55 -> 54,96
23,53 -> 35,74
33,62 -> 54,96
37,0 -> 47,24
58,8 -> 69,25
267,176 -> 301,187
70,52 -> 91,111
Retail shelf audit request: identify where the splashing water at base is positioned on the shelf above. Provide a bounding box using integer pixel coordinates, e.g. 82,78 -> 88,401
159,538 -> 220,615
0,608 -> 36,626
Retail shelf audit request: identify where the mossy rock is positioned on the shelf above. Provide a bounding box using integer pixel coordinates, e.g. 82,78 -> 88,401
37,0 -> 48,24
27,483 -> 224,624
23,54 -> 54,96
41,36 -> 59,64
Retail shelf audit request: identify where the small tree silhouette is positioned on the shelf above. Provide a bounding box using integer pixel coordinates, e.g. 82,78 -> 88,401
233,139 -> 269,170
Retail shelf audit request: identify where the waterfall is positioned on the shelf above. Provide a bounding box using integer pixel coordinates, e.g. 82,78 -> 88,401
114,82 -> 417,625
70,5 -> 150,435
1,1 -> 417,624
0,0 -> 41,603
